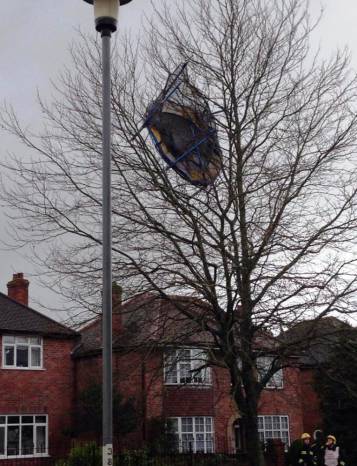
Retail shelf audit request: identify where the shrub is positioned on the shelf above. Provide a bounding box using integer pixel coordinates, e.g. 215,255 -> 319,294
55,442 -> 101,466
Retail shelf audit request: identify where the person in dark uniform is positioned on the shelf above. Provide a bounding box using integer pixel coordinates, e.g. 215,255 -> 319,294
312,431 -> 326,466
286,433 -> 316,466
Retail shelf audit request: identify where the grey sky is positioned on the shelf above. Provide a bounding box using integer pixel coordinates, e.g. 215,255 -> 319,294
0,0 -> 356,318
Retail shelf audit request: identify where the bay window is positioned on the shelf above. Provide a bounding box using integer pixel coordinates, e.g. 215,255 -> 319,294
164,348 -> 211,385
257,356 -> 283,389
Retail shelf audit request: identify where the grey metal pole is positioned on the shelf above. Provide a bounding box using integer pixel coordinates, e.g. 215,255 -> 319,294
101,28 -> 113,466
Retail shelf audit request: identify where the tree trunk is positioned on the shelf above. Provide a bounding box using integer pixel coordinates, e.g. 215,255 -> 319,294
232,380 -> 265,466
243,396 -> 265,466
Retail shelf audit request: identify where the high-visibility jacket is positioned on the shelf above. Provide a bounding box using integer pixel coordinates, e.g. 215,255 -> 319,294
315,444 -> 346,466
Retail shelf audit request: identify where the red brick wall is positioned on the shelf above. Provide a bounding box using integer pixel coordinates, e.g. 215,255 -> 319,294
75,350 -> 147,450
0,337 -> 76,456
258,367 -> 304,443
75,347 -> 308,454
299,368 -> 323,435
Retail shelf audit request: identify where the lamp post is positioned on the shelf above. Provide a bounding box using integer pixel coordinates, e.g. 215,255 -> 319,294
82,1 -> 133,465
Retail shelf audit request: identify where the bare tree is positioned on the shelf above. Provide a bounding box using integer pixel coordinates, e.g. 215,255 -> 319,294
2,1 -> 357,464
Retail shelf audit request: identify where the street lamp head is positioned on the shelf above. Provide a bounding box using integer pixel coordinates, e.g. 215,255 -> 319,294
83,0 -> 133,33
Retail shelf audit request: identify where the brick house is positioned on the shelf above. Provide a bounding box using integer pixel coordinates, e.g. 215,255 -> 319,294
0,274 -> 331,462
0,273 -> 78,460
74,290 -> 306,454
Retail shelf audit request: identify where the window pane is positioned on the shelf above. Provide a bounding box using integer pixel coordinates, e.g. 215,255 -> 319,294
16,346 -> 29,367
7,426 -> 20,456
281,431 -> 289,445
21,425 -> 34,455
182,434 -> 194,452
5,346 -> 14,366
15,337 -> 28,344
36,426 -> 46,454
3,336 -> 15,343
281,417 -> 288,429
195,417 -> 205,432
8,416 -> 20,424
196,433 -> 205,452
181,418 -> 193,433
265,417 -> 272,429
0,427 -> 4,455
31,348 -> 41,367
165,371 -> 177,383
35,416 -> 46,424
272,416 -> 280,429
179,362 -> 191,383
164,352 -> 178,383
22,416 -> 33,424
205,417 -> 212,432
29,337 -> 41,345
0,417 -> 5,425
178,349 -> 190,360
206,433 -> 214,453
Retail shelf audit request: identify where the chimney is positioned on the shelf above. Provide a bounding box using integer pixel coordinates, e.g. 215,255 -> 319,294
7,273 -> 29,306
112,282 -> 123,334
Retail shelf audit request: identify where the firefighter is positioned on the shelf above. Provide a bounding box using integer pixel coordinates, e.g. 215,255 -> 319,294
286,433 -> 316,466
318,435 -> 346,466
311,430 -> 326,466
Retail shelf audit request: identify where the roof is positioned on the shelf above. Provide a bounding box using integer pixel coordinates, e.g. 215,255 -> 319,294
75,293 -> 278,357
75,293 -> 220,357
0,292 -> 78,338
281,316 -> 354,367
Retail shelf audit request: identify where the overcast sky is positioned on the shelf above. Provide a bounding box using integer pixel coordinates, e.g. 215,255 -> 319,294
0,0 -> 357,319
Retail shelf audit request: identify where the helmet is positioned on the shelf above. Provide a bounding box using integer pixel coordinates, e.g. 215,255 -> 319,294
301,433 -> 311,440
327,435 -> 336,444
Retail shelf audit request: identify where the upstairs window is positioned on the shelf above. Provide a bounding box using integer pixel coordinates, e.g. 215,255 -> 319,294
257,356 -> 283,389
2,336 -> 43,370
164,348 -> 211,385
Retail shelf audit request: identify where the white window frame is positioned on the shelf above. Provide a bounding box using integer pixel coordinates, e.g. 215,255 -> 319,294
2,336 -> 43,370
257,356 -> 283,389
0,414 -> 48,459
164,348 -> 212,385
257,415 -> 290,449
169,417 -> 214,453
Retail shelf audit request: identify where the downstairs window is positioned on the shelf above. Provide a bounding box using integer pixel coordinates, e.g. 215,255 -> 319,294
169,416 -> 214,453
0,415 -> 48,458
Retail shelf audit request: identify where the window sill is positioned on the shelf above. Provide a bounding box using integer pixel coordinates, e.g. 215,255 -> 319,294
0,454 -> 49,459
165,383 -> 212,387
1,367 -> 45,371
